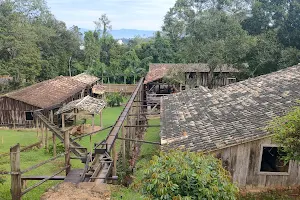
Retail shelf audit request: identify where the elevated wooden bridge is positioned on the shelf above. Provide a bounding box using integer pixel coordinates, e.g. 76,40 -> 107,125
5,78 -> 158,200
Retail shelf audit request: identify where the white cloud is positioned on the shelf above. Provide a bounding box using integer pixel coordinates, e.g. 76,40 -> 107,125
46,0 -> 176,30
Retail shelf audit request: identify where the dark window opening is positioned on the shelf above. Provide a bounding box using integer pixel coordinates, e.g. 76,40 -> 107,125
188,72 -> 196,79
260,146 -> 289,173
25,111 -> 34,121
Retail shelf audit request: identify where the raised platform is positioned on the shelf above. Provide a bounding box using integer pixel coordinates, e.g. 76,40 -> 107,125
64,169 -> 84,184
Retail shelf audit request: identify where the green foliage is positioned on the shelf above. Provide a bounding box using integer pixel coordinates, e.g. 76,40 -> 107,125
133,150 -> 238,200
45,143 -> 65,155
267,106 -> 300,162
0,177 -> 5,185
106,93 -> 124,107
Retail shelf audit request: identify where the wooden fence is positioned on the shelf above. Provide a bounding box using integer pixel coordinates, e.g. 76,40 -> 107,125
4,131 -> 71,200
102,84 -> 137,94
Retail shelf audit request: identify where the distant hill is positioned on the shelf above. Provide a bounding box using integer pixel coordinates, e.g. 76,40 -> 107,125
79,28 -> 156,39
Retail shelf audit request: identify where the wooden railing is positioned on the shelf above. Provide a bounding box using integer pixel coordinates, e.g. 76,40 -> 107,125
6,132 -> 71,200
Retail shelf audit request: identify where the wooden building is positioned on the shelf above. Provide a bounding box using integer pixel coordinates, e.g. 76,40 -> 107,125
0,76 -> 91,128
72,73 -> 99,96
161,65 -> 300,188
144,63 -> 239,112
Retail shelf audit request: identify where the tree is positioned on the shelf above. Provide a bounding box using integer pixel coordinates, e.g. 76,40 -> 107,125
245,31 -> 281,77
133,150 -> 238,200
120,49 -> 143,84
181,10 -> 253,87
267,106 -> 300,162
278,1 -> 300,49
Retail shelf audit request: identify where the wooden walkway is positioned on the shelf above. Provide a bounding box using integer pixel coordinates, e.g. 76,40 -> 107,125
64,169 -> 84,184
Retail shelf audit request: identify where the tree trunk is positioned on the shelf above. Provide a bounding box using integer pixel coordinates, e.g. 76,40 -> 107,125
124,76 -> 126,84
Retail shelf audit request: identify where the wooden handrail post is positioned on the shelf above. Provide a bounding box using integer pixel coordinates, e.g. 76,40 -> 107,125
112,144 -> 117,184
50,110 -> 56,156
10,144 -> 21,200
53,133 -> 56,157
61,114 -> 65,130
41,123 -> 45,148
121,123 -> 126,169
64,131 -> 70,175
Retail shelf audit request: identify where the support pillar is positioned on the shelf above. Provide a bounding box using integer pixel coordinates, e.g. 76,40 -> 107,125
61,114 -> 65,130
10,144 -> 21,200
64,131 -> 71,175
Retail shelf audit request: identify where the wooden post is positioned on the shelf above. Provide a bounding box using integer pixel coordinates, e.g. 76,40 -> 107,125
90,114 -> 95,160
99,111 -> 103,128
10,144 -> 21,200
112,144 -> 117,184
62,114 -> 65,130
121,123 -> 126,168
53,133 -> 56,157
41,123 -> 45,148
36,118 -> 39,138
50,110 -> 56,156
45,127 -> 48,151
64,131 -> 71,175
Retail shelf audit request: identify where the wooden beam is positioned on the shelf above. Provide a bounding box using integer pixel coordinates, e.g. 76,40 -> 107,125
41,123 -> 45,148
121,123 -> 126,169
10,144 -> 21,200
124,125 -> 160,128
21,176 -> 65,181
64,131 -> 70,175
117,137 -> 161,145
61,114 -> 65,129
112,144 -> 117,184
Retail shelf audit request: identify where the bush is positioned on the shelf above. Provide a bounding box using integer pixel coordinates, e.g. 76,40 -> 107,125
267,106 -> 300,162
133,150 -> 238,200
45,143 -> 65,155
106,93 -> 124,107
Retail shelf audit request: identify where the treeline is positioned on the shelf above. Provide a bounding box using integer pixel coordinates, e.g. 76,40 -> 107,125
1,0 -> 300,92
162,0 -> 300,78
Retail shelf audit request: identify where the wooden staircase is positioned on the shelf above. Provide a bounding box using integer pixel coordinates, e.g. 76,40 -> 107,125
34,111 -> 87,159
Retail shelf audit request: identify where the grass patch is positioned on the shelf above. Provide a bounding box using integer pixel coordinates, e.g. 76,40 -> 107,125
112,119 -> 160,200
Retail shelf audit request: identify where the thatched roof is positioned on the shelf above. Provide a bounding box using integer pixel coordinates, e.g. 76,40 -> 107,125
161,65 -> 300,152
144,63 -> 239,84
56,96 -> 106,115
72,73 -> 99,85
5,76 -> 87,109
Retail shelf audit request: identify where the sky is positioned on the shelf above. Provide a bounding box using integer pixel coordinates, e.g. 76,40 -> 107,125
47,0 -> 176,31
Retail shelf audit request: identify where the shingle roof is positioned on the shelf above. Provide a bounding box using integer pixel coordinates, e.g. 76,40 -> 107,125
161,65 -> 300,152
72,73 -> 99,85
56,96 -> 106,115
144,63 -> 239,84
5,76 -> 87,109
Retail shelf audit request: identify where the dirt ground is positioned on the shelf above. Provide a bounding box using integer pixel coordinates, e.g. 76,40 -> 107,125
41,182 -> 111,200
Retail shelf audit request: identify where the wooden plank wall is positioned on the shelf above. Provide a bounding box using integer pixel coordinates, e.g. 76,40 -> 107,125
213,137 -> 300,188
0,97 -> 39,128
0,90 -> 84,128
185,72 -> 235,89
103,84 -> 137,94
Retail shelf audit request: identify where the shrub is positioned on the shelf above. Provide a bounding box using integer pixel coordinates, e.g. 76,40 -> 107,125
45,143 -> 65,155
0,177 -> 5,185
133,150 -> 238,200
106,93 -> 124,107
267,106 -> 300,162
